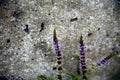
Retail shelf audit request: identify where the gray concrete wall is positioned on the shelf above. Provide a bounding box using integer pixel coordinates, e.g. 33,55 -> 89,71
0,0 -> 120,80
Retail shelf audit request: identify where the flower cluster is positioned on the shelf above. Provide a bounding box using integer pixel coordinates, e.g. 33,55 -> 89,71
79,35 -> 87,79
53,29 -> 119,80
53,29 -> 62,80
97,53 -> 115,66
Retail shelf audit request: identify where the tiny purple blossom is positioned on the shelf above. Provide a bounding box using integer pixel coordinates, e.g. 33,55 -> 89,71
97,53 -> 118,66
78,35 -> 86,74
97,58 -> 108,66
79,45 -> 84,51
79,36 -> 85,56
53,29 -> 61,55
79,36 -> 85,53
53,29 -> 62,79
53,29 -> 60,54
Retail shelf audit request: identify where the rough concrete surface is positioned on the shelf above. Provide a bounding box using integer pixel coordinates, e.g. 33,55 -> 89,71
0,0 -> 120,80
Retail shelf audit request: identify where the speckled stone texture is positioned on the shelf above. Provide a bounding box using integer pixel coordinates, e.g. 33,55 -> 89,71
0,0 -> 120,80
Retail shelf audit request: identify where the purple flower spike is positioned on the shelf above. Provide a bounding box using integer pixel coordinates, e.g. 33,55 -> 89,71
97,53 -> 116,66
97,58 -> 108,66
79,36 -> 85,54
53,29 -> 62,80
78,35 -> 88,79
78,35 -> 87,76
53,29 -> 60,54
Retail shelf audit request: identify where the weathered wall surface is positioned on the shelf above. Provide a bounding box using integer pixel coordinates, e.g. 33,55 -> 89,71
0,0 -> 120,80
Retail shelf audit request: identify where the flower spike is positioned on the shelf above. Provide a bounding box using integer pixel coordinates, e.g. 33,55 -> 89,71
97,52 -> 118,66
53,29 -> 62,80
78,35 -> 88,80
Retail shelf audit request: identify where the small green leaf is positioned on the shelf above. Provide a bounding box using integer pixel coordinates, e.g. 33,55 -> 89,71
73,53 -> 80,60
91,64 -> 98,70
36,75 -> 47,80
68,73 -> 79,80
46,77 -> 54,80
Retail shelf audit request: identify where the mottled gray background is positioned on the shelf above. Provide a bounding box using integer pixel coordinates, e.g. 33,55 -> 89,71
0,0 -> 120,80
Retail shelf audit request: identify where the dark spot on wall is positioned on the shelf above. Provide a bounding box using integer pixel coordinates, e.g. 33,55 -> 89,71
24,24 -> 29,34
6,38 -> 10,43
87,32 -> 92,37
16,53 -> 18,55
111,47 -> 116,51
106,33 -> 109,37
44,54 -> 47,56
116,32 -> 119,35
98,28 -> 100,30
31,58 -> 34,61
40,22 -> 44,32
18,47 -> 20,50
61,20 -> 63,22
48,13 -> 51,15
53,67 -> 57,70
70,17 -> 78,22
12,10 -> 22,20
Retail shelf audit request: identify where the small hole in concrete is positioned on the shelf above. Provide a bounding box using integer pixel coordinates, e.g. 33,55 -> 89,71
6,38 -> 10,43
